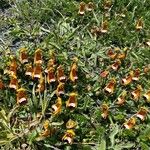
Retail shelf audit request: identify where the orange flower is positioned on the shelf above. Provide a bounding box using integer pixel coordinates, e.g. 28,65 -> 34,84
34,49 -> 42,64
122,72 -> 133,86
103,0 -> 112,10
56,82 -> 65,96
9,58 -> 17,76
143,66 -> 150,74
100,20 -> 108,33
143,90 -> 150,102
0,79 -> 4,89
33,64 -> 42,79
86,2 -> 94,11
66,93 -> 78,110
62,129 -> 75,144
66,119 -> 77,129
131,85 -> 142,101
132,68 -> 140,81
116,91 -> 127,105
40,120 -> 52,137
101,104 -> 109,119
100,70 -> 109,78
136,18 -> 143,30
17,88 -> 27,104
19,48 -> 28,64
25,64 -> 33,77
111,60 -> 121,71
107,49 -> 117,60
47,67 -> 56,84
117,52 -> 126,60
124,117 -> 136,129
36,77 -> 45,93
51,97 -> 62,115
69,63 -> 78,82
78,2 -> 86,15
57,65 -> 66,82
45,59 -> 55,73
104,78 -> 116,94
136,107 -> 148,121
9,75 -> 18,90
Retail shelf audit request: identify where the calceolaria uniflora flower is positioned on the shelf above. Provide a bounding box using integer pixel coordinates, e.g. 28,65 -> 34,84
136,107 -> 148,121
17,88 -> 27,104
33,64 -> 42,79
100,20 -> 108,33
78,2 -> 86,15
9,75 -> 18,90
66,119 -> 77,129
116,90 -> 127,105
25,64 -> 33,77
62,129 -> 75,144
86,2 -> 94,11
69,63 -> 78,82
132,68 -> 140,81
47,67 -> 56,84
104,78 -> 116,94
103,0 -> 112,10
19,48 -> 28,64
136,17 -> 143,30
9,57 -> 17,76
51,97 -> 62,115
107,49 -> 117,60
111,59 -> 121,71
122,71 -> 133,86
40,120 -> 51,137
34,49 -> 42,64
124,117 -> 136,129
56,82 -> 65,96
143,90 -> 150,102
66,92 -> 78,110
36,77 -> 45,93
57,65 -> 66,82
100,70 -> 109,78
101,104 -> 109,119
131,85 -> 142,101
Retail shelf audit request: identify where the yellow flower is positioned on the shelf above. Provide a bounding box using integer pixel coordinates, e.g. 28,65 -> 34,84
9,75 -> 18,90
57,65 -> 66,82
62,129 -> 75,144
136,18 -> 143,30
131,85 -> 142,101
136,107 -> 148,121
66,93 -> 78,110
104,78 -> 116,94
101,104 -> 109,119
100,20 -> 108,33
52,97 -> 62,115
122,71 -> 133,86
78,2 -> 86,15
111,59 -> 121,71
19,48 -> 28,64
33,64 -> 42,79
34,49 -> 42,64
47,67 -> 56,84
86,2 -> 94,12
9,57 -> 17,76
103,0 -> 112,10
116,90 -> 127,106
36,77 -> 45,93
25,64 -> 33,77
17,88 -> 27,104
66,119 -> 77,129
124,117 -> 136,129
69,63 -> 78,82
143,90 -> 150,102
107,48 -> 117,60
56,82 -> 65,96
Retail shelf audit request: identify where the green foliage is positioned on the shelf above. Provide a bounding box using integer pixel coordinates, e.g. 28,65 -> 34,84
0,0 -> 150,149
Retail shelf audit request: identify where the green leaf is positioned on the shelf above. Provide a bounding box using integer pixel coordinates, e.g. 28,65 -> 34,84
98,138 -> 106,150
